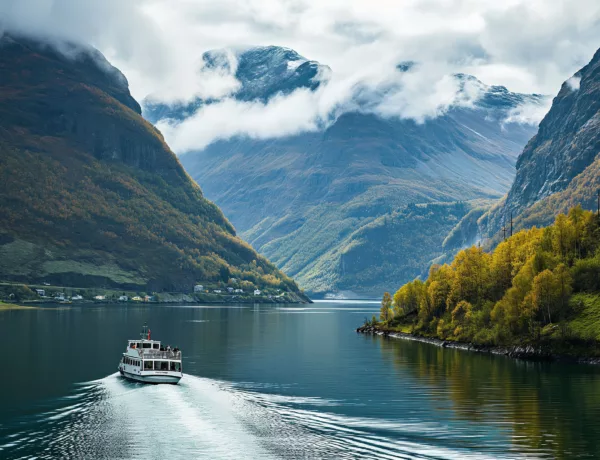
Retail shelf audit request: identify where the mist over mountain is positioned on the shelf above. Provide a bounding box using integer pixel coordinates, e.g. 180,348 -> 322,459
146,46 -> 545,296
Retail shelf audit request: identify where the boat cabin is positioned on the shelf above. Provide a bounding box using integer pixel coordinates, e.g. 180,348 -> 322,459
128,339 -> 162,350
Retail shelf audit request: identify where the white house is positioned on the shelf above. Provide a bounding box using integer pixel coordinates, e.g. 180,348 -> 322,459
94,295 -> 106,301
213,289 -> 222,294
71,295 -> 83,301
194,284 -> 204,293
118,295 -> 128,302
55,293 -> 65,301
234,289 -> 243,294
35,289 -> 45,296
254,289 -> 261,296
227,287 -> 234,293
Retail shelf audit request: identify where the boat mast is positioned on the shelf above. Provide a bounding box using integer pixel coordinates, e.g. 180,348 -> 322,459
140,323 -> 149,341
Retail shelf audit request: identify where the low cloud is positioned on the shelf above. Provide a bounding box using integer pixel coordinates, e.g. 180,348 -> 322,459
157,61 -> 492,153
503,98 -> 553,126
567,76 -> 581,91
157,89 -> 323,151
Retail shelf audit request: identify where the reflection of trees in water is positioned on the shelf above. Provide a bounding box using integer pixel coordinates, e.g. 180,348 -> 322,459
379,337 -> 600,458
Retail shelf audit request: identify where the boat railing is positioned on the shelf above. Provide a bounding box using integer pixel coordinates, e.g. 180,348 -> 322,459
136,349 -> 182,360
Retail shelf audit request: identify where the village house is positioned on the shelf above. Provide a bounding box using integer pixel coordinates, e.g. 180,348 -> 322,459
234,289 -> 243,294
194,284 -> 204,293
71,295 -> 83,301
132,296 -> 143,302
35,289 -> 45,296
227,287 -> 234,293
118,295 -> 128,302
54,292 -> 65,301
213,289 -> 222,294
254,289 -> 261,296
144,295 -> 152,302
94,295 -> 106,301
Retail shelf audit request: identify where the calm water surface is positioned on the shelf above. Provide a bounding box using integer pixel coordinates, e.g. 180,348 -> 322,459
1,301 -> 600,459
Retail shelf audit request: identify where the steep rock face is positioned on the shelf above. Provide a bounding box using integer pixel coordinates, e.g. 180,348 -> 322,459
146,46 -> 543,296
0,34 -> 304,297
485,48 -> 600,236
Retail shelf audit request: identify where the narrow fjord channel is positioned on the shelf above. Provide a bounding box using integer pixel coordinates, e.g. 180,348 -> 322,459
2,301 -> 600,459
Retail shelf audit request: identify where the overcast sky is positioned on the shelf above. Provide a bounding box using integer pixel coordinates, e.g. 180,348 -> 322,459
2,0 -> 600,150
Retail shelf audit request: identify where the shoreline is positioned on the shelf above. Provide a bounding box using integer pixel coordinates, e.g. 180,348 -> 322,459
356,325 -> 600,366
17,297 -> 310,307
4,294 -> 311,308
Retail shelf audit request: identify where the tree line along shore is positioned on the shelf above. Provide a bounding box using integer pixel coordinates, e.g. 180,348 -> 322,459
362,206 -> 600,359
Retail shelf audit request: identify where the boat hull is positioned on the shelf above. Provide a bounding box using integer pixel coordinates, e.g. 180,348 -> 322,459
120,369 -> 182,384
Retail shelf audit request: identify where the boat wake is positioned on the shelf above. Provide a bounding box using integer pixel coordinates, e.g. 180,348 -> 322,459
0,373 -> 522,459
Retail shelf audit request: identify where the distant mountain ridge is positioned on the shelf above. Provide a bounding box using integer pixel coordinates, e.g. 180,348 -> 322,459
0,34 -> 305,299
146,45 -> 545,296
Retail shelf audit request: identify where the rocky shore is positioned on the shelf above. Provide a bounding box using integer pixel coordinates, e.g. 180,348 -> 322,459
357,325 -> 600,365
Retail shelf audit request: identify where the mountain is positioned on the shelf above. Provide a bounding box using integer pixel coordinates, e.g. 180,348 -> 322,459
0,34 -> 306,300
483,47 -> 600,240
144,46 -> 329,122
146,46 -> 544,297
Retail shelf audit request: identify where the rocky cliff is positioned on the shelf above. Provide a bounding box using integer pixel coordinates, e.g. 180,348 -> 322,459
485,47 -> 600,238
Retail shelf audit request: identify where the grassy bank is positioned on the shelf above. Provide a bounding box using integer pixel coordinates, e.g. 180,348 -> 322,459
0,302 -> 39,311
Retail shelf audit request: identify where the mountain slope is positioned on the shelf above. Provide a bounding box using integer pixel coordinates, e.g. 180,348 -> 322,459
0,34 -> 305,298
484,47 -> 600,239
147,46 -> 543,296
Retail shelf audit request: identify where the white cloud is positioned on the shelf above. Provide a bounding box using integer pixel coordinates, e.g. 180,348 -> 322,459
157,89 -> 323,151
503,98 -> 553,125
2,0 -> 600,149
155,61 -> 494,153
567,75 -> 581,91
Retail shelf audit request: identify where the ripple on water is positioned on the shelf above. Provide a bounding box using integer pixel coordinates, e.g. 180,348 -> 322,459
1,373 -> 532,460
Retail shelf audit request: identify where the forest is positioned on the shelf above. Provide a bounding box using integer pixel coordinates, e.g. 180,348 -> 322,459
375,206 -> 600,348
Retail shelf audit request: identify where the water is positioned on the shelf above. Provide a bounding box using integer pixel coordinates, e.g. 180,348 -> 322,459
1,301 -> 600,459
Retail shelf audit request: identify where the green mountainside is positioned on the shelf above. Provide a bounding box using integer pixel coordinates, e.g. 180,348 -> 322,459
272,201 -> 485,296
0,34 -> 305,299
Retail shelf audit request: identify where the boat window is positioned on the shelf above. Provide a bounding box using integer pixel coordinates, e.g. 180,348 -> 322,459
129,342 -> 134,348
136,342 -> 141,348
155,361 -> 169,371
144,360 -> 153,370
153,343 -> 160,349
142,342 -> 151,349
170,362 -> 181,372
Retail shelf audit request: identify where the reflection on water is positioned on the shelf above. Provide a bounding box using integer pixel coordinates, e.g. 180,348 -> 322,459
1,302 -> 600,459
379,337 -> 600,458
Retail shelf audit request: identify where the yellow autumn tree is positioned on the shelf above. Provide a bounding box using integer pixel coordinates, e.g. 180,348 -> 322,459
380,291 -> 393,322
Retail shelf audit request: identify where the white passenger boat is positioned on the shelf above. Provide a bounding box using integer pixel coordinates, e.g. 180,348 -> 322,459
118,324 -> 183,384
